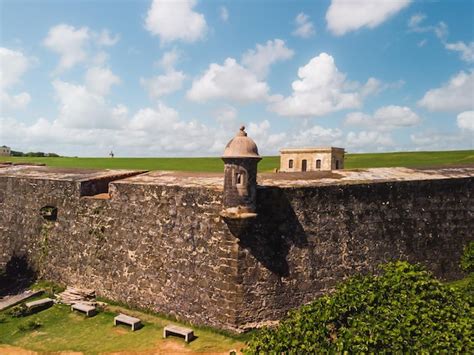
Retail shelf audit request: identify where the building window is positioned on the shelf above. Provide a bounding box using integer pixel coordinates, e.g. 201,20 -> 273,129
316,159 -> 321,169
335,160 -> 339,169
302,159 -> 307,172
289,159 -> 293,169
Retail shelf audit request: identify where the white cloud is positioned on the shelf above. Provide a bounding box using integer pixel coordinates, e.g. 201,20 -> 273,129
0,47 -> 32,111
43,24 -> 90,73
269,52 -> 379,117
408,15 -> 472,63
410,130 -> 472,150
457,111 -> 474,131
85,66 -> 121,96
128,103 -> 179,132
346,130 -> 394,149
326,0 -> 411,36
345,105 -> 421,131
246,120 -> 287,153
408,13 -> 426,28
241,39 -> 294,79
1,92 -> 31,110
43,24 -> 119,73
95,29 -> 120,46
141,71 -> 186,98
214,105 -> 237,125
444,41 -> 474,63
145,0 -> 207,44
187,58 -> 271,103
292,13 -> 315,38
53,80 -> 126,129
156,48 -> 180,72
0,47 -> 30,89
418,71 -> 474,112
142,49 -> 186,99
220,6 -> 229,22
290,124 -> 343,147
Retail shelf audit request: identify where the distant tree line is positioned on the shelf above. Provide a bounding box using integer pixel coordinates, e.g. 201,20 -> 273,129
11,151 -> 60,157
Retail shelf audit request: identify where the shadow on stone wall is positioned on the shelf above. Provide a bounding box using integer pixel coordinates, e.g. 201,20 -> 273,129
228,186 -> 307,277
0,254 -> 36,296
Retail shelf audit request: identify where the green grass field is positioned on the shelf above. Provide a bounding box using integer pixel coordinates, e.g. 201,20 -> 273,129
2,150 -> 473,172
0,296 -> 245,354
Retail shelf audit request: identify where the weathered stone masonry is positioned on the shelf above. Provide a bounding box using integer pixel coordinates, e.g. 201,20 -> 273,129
0,166 -> 473,331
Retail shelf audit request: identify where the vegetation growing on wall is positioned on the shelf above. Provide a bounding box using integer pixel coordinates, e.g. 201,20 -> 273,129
461,241 -> 474,273
245,261 -> 473,353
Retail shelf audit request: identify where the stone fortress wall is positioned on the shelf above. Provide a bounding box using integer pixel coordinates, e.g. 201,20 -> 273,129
0,164 -> 473,331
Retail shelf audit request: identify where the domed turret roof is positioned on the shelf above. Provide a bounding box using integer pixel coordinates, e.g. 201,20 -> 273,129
222,126 -> 260,158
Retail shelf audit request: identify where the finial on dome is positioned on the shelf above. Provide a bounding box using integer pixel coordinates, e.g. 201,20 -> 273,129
238,125 -> 247,136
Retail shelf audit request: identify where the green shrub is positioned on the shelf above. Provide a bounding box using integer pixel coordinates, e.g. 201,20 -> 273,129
245,261 -> 473,353
17,319 -> 42,332
461,241 -> 474,273
7,304 -> 30,318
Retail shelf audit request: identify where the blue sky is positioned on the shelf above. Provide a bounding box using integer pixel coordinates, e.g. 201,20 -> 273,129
0,0 -> 473,157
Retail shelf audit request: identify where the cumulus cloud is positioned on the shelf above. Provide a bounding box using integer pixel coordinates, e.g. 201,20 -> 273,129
53,80 -> 127,129
457,111 -> 474,131
246,120 -> 287,152
326,0 -> 411,36
43,24 -> 90,73
142,50 -> 186,99
95,29 -> 120,46
156,48 -> 180,72
85,66 -> 121,96
0,47 -> 32,111
145,0 -> 207,44
1,92 -> 31,110
214,105 -> 238,126
346,130 -> 394,150
410,130 -> 472,151
241,39 -> 294,79
141,71 -> 186,99
345,105 -> 421,131
290,125 -> 343,147
187,58 -> 271,103
418,71 -> 474,112
292,13 -> 315,38
43,24 -> 119,73
269,52 -> 380,117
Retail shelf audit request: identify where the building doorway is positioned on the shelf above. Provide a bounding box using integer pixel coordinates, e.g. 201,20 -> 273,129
335,160 -> 339,169
316,159 -> 321,169
302,159 -> 307,172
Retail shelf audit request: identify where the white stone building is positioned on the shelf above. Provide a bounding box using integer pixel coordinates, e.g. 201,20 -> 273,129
0,145 -> 11,156
279,147 -> 345,172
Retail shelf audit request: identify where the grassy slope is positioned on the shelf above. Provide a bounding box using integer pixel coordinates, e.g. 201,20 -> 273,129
0,299 -> 245,353
3,150 -> 473,172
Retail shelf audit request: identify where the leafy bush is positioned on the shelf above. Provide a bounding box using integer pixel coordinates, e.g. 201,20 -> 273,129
245,261 -> 473,353
7,304 -> 30,318
461,241 -> 474,273
17,319 -> 42,332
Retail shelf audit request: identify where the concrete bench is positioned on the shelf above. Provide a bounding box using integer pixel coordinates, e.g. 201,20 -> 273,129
71,303 -> 96,317
25,298 -> 53,312
163,324 -> 194,343
114,313 -> 142,331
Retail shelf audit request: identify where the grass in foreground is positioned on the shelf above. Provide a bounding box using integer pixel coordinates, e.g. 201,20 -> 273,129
0,296 -> 245,354
3,150 -> 473,172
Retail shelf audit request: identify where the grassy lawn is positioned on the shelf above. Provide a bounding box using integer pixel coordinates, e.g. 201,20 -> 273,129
2,150 -> 473,172
0,296 -> 246,354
